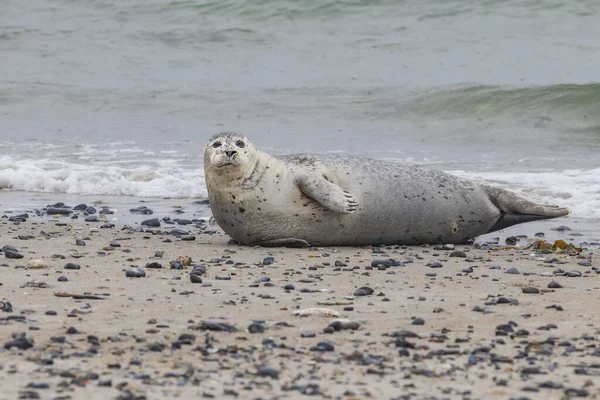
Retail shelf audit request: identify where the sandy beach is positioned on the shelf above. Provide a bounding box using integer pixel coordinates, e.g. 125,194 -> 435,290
1,208 -> 598,400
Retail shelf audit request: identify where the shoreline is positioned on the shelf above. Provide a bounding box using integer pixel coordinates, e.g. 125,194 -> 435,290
1,198 -> 599,399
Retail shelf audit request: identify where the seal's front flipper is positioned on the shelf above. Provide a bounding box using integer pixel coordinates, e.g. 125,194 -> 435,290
296,175 -> 358,214
252,238 -> 309,248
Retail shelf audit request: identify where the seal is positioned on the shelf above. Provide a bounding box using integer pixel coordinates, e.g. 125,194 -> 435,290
204,132 -> 570,247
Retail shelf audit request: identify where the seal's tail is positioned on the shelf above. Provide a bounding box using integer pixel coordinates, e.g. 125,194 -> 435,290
485,186 -> 571,232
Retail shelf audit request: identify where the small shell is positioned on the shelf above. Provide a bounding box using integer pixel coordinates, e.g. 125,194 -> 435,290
293,307 -> 340,317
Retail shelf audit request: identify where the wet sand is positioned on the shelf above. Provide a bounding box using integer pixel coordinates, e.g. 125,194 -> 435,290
1,215 -> 599,400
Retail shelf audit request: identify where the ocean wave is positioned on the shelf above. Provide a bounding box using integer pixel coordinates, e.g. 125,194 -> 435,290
0,156 -> 207,198
377,83 -> 600,123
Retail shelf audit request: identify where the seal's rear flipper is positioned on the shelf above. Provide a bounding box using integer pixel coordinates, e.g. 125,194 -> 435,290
487,212 -> 560,233
252,238 -> 310,248
485,185 -> 571,233
487,186 -> 570,217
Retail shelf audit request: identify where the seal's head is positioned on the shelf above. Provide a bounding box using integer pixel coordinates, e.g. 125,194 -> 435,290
204,132 -> 257,177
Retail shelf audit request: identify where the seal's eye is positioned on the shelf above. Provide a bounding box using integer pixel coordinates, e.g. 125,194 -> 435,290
212,141 -> 222,148
235,140 -> 245,148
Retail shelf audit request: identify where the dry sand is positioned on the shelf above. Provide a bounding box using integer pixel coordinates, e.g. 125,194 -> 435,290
1,217 -> 599,400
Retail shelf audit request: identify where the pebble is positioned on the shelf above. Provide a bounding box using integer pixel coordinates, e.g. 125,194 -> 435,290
0,301 -> 13,313
301,331 -> 316,338
141,218 -> 160,227
411,317 -> 425,325
505,267 -> 520,274
566,270 -> 582,277
216,274 -> 231,280
283,283 -> 295,290
4,250 -> 24,259
248,322 -> 266,333
64,263 -> 81,270
427,261 -> 443,268
462,266 -> 474,273
310,341 -> 335,352
145,262 -> 163,269
4,337 -> 34,350
57,276 -> 68,282
199,321 -> 238,332
353,286 -> 374,296
125,267 -> 146,278
26,260 -> 48,269
181,235 -> 196,241
548,281 -> 563,289
496,297 -> 519,305
328,318 -> 360,331
449,250 -> 467,258
46,207 -> 72,215
256,366 -> 279,378
189,274 -> 203,283
522,287 -> 540,294
130,206 -> 153,215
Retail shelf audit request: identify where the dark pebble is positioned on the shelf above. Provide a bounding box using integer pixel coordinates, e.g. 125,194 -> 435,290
75,239 -> 86,246
522,287 -> 540,294
46,207 -> 72,215
177,219 -> 193,225
85,206 -> 97,214
353,286 -> 374,296
4,337 -> 34,350
371,259 -> 391,268
84,216 -> 99,222
548,281 -> 563,289
462,266 -> 474,273
0,301 -> 13,313
145,262 -> 163,269
131,206 -> 153,215
411,317 -> 425,325
4,250 -> 24,259
449,251 -> 467,258
552,225 -> 571,232
200,321 -> 238,332
64,262 -> 81,270
181,235 -> 196,241
248,322 -> 266,333
189,274 -> 203,284
567,270 -> 582,277
57,276 -> 68,282
26,382 -> 50,389
427,261 -> 443,268
283,283 -> 295,290
301,331 -> 316,338
256,366 -> 279,378
497,297 -> 519,305
215,274 -> 231,280
505,267 -> 520,274
141,218 -> 160,227
310,341 -> 335,352
125,267 -> 146,278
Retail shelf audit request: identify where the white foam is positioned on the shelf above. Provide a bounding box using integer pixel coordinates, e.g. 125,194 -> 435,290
448,168 -> 600,218
0,156 -> 207,198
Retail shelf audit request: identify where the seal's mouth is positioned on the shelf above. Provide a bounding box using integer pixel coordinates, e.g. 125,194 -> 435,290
211,153 -> 240,168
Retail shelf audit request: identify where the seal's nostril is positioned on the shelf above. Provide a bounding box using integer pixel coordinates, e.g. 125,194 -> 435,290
224,150 -> 237,158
